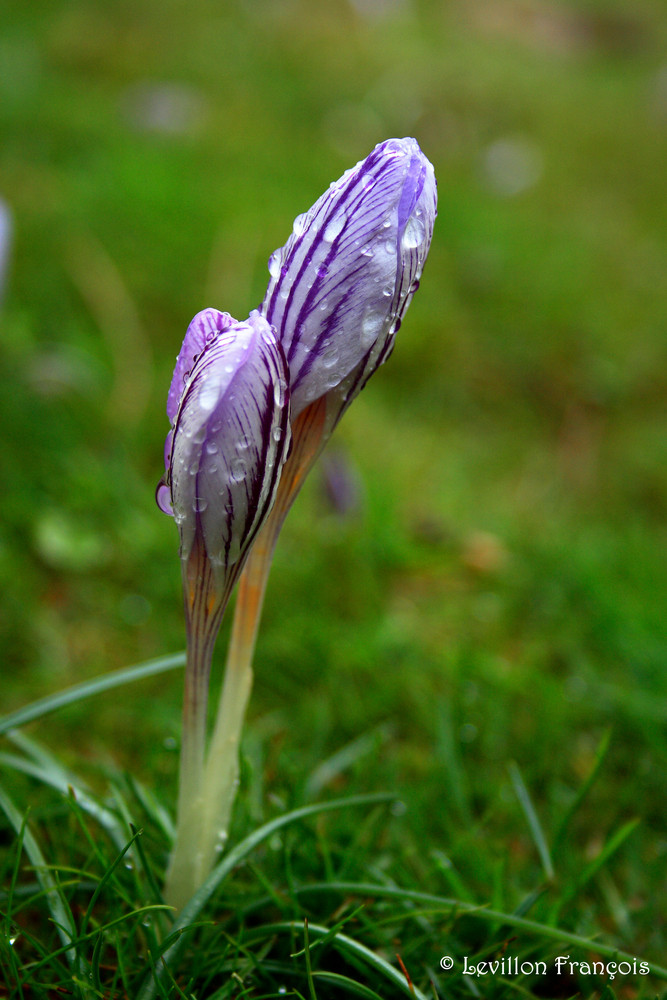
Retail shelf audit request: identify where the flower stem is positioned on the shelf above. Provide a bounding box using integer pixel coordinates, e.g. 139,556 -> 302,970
198,527 -> 276,875
198,397 -> 329,878
164,547 -> 229,911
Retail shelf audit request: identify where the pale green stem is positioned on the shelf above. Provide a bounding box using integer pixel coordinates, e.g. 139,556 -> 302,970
197,396 -> 329,879
164,547 -> 230,911
198,522 -> 279,875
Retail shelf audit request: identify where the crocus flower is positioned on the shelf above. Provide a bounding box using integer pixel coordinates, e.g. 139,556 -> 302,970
157,307 -> 290,584
228,137 -> 436,570
202,139 -> 436,882
158,307 -> 290,907
263,136 -> 437,427
160,138 -> 436,909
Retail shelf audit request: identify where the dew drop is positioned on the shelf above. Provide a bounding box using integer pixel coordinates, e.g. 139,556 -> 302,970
402,215 -> 425,250
193,496 -> 208,513
205,440 -> 218,455
199,383 -> 219,412
360,308 -> 383,349
268,250 -> 282,279
292,212 -> 307,237
229,458 -> 246,483
274,377 -> 288,407
323,214 -> 345,243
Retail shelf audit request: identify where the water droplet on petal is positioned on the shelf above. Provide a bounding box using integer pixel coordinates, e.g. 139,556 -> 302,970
229,458 -> 246,483
402,215 -> 425,250
199,383 -> 220,412
324,214 -> 345,243
320,341 -> 339,368
274,377 -> 287,407
268,250 -> 281,278
360,308 -> 384,350
292,212 -> 307,237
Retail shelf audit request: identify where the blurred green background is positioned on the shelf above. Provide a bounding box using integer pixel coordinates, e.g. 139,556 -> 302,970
1,0 -> 666,967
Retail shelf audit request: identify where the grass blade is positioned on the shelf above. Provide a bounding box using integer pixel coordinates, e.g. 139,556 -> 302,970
287,881 -> 667,981
303,919 -> 318,1000
0,749 -> 128,851
0,652 -> 185,737
552,728 -> 612,858
311,972 -> 385,1000
138,792 -> 394,1000
243,921 -> 430,1000
555,817 -> 640,913
507,761 -> 554,882
0,787 -> 81,977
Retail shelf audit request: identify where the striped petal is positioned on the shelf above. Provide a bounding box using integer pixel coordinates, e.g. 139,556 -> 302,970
166,308 -> 235,425
159,309 -> 290,579
261,137 -> 437,418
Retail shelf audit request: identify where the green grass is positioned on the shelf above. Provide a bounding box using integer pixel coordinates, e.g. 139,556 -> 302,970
1,685 -> 666,997
1,0 -> 666,996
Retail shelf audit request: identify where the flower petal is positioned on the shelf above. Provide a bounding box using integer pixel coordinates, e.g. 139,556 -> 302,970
167,310 -> 290,577
166,308 -> 235,425
261,137 -> 437,417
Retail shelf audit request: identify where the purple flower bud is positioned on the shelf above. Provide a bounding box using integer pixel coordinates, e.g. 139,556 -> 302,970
158,308 -> 291,580
261,137 -> 437,420
0,199 -> 12,306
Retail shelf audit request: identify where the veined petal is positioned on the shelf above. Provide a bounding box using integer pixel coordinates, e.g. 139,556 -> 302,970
261,137 -> 437,417
164,310 -> 290,578
166,308 -> 235,425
